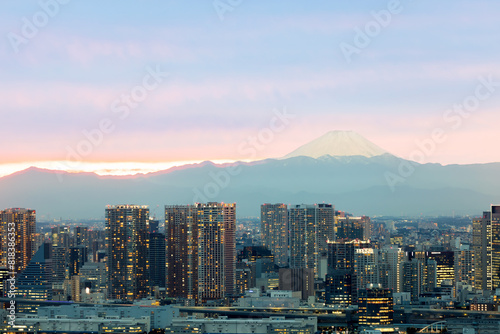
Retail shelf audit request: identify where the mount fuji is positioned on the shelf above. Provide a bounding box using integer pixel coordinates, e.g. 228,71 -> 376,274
1,131 -> 499,219
284,130 -> 388,159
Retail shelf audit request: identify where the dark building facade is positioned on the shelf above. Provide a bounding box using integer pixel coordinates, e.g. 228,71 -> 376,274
409,251 -> 454,289
74,226 -> 89,248
336,215 -> 371,241
279,268 -> 314,300
16,243 -> 53,313
402,259 -> 425,302
68,246 -> 88,277
327,239 -> 375,303
325,269 -> 352,306
149,232 -> 166,288
358,285 -> 393,327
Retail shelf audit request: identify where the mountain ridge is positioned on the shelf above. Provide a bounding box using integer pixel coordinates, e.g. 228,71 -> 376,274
1,155 -> 499,219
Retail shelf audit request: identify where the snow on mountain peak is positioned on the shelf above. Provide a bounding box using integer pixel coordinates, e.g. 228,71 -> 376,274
284,130 -> 388,159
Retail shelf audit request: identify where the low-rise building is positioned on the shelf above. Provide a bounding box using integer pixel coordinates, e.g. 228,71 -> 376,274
166,316 -> 317,334
11,314 -> 150,333
33,303 -> 179,330
237,289 -> 301,308
446,318 -> 500,334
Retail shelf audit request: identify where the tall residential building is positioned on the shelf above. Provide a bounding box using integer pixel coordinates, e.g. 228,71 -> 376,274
317,204 -> 335,255
492,205 -> 500,290
0,208 -> 36,273
473,211 -> 492,290
402,259 -> 425,303
260,203 -> 288,267
426,259 -> 438,292
378,246 -> 405,292
455,246 -> 474,287
52,247 -> 67,283
289,204 -> 334,278
354,246 -> 378,294
71,275 -> 82,302
165,205 -> 199,304
196,202 -> 236,303
166,202 -> 236,305
473,205 -> 500,291
377,262 -> 391,292
106,205 -> 150,301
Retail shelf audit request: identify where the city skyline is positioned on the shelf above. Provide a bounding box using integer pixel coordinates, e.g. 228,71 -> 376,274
2,201 -> 500,332
1,1 -> 500,179
3,1 -> 500,332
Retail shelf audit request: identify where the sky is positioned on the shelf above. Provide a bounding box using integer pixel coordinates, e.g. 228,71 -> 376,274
1,0 -> 500,177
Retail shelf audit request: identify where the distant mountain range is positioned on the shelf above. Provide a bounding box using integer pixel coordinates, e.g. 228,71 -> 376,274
1,131 -> 498,220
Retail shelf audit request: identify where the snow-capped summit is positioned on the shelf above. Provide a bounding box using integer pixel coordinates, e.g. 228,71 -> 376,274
284,130 -> 388,159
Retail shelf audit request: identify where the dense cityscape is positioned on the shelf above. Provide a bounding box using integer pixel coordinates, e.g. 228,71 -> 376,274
0,203 -> 498,333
